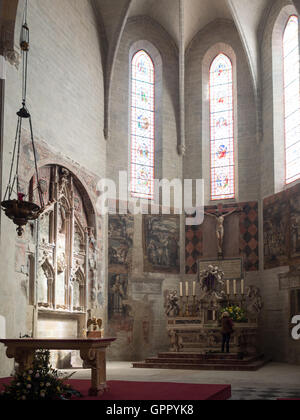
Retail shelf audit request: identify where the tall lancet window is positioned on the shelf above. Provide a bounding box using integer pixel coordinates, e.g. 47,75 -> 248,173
283,15 -> 300,184
131,50 -> 155,200
210,54 -> 235,200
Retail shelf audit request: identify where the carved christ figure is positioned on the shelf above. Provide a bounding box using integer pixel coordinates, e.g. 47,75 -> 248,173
205,208 -> 241,255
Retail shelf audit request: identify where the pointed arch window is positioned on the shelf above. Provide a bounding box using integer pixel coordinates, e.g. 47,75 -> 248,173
210,53 -> 235,200
283,15 -> 300,184
130,50 -> 155,200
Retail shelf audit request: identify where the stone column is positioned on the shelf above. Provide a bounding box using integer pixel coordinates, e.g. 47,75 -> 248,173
178,0 -> 186,157
85,228 -> 90,315
293,1 -> 300,16
0,56 -> 5,236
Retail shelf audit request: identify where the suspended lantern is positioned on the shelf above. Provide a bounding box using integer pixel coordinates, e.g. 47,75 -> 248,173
1,0 -> 44,237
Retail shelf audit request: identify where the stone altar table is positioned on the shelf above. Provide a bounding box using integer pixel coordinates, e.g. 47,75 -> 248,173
167,317 -> 259,354
0,338 -> 116,396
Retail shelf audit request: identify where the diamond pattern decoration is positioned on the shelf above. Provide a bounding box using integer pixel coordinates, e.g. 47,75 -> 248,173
185,201 -> 259,274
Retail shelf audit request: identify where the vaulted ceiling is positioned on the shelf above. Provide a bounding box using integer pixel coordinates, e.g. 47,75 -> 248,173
95,0 -> 271,50
93,0 -> 273,94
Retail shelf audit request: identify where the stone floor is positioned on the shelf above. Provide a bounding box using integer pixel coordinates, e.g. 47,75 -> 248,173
61,361 -> 300,400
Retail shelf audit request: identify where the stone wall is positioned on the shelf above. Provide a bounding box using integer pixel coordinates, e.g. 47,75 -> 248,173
258,0 -> 300,364
0,0 -> 300,375
0,0 -> 106,377
106,16 -> 183,360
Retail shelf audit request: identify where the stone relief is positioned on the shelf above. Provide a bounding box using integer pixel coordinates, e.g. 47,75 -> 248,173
27,165 -> 97,313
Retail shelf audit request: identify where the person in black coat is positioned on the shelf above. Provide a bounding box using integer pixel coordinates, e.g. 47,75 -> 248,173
221,311 -> 234,353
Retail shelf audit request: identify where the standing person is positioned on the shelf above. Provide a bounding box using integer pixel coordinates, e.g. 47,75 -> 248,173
221,311 -> 234,353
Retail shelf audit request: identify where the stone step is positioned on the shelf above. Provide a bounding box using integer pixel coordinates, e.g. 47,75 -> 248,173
158,352 -> 244,360
132,358 -> 269,372
145,355 -> 263,365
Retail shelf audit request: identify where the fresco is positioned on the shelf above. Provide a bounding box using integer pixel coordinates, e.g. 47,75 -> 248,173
264,184 -> 300,269
108,273 -> 130,320
143,215 -> 180,273
108,215 -> 134,273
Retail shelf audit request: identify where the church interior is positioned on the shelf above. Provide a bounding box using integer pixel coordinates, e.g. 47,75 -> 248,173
0,0 -> 300,402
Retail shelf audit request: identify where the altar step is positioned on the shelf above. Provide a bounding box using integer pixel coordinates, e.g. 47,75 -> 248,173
132,353 -> 269,371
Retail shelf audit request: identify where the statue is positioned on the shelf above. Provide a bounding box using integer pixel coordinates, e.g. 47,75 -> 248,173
87,309 -> 103,337
165,290 -> 180,317
246,286 -> 263,317
205,208 -> 241,256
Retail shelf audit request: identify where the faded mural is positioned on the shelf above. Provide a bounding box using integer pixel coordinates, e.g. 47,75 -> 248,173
108,215 -> 134,273
264,184 -> 300,269
143,215 -> 180,274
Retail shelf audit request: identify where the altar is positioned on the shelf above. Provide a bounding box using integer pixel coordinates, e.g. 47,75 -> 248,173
0,338 -> 116,396
167,317 -> 259,354
165,258 -> 263,356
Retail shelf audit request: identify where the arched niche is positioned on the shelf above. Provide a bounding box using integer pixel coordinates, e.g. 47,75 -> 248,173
28,164 -> 97,313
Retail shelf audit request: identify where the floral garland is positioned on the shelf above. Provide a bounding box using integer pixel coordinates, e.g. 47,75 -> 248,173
0,350 -> 82,401
220,305 -> 248,323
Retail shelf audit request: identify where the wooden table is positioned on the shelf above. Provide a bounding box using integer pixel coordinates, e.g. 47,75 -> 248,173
0,338 -> 116,396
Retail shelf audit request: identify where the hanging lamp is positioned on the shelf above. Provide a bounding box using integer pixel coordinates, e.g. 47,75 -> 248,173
1,0 -> 44,237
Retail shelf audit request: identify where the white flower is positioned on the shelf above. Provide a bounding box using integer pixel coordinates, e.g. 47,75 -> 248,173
27,384 -> 32,389
28,370 -> 33,375
35,373 -> 40,379
46,382 -> 51,387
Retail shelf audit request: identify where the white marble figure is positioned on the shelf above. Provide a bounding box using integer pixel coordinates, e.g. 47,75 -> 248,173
205,208 -> 240,255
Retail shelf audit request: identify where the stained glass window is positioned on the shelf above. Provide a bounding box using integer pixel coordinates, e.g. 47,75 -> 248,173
131,50 -> 155,200
284,15 -> 300,185
210,53 -> 235,201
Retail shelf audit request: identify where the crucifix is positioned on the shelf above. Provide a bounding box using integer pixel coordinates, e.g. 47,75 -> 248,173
205,204 -> 242,258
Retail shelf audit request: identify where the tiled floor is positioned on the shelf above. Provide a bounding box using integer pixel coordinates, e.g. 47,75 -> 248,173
61,361 -> 300,400
230,388 -> 300,400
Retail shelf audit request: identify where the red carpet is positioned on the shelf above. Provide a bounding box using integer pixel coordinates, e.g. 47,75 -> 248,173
0,378 -> 231,400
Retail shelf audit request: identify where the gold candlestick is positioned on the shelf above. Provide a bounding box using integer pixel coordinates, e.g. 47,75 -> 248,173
192,296 -> 196,316
185,296 -> 190,317
179,296 -> 184,317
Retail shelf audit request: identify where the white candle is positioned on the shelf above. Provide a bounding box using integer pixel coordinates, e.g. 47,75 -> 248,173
241,279 -> 245,295
193,281 -> 196,297
226,280 -> 230,295
186,282 -> 189,297
180,282 -> 183,297
233,280 -> 237,295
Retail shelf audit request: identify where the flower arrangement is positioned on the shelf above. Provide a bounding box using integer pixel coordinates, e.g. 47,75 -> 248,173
0,350 -> 82,401
220,305 -> 248,323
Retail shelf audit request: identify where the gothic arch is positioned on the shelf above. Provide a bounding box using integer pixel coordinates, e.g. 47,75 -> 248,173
41,258 -> 55,308
261,1 -> 299,194
129,40 -> 163,190
29,164 -> 98,313
25,160 -> 97,231
202,43 -> 238,204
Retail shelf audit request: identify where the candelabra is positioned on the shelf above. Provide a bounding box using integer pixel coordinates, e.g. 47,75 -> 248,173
192,296 -> 197,317
179,296 -> 184,317
185,296 -> 190,317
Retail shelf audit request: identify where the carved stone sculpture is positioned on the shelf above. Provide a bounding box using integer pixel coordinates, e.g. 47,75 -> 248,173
165,290 -> 180,317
